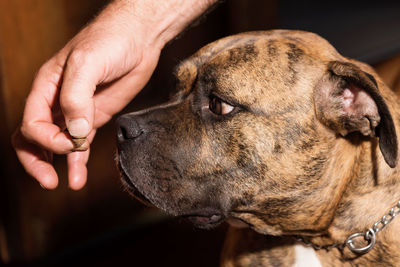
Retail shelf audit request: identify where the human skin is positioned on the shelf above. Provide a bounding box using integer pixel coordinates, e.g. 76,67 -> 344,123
12,0 -> 217,190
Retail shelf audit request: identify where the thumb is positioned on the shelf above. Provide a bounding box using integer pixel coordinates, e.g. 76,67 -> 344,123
60,51 -> 101,139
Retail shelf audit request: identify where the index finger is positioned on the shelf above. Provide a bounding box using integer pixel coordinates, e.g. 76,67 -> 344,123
21,56 -> 75,154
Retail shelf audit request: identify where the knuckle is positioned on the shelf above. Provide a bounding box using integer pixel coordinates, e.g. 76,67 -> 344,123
20,121 -> 33,139
60,93 -> 88,111
40,57 -> 55,71
68,46 -> 95,67
36,61 -> 50,76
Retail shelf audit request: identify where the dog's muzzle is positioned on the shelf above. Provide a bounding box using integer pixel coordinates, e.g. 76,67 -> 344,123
115,112 -> 228,230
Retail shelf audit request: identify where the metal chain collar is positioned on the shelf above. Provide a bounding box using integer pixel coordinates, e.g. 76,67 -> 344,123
296,199 -> 400,254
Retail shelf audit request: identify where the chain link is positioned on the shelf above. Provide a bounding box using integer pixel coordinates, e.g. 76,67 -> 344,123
372,201 -> 400,233
296,200 -> 400,254
345,200 -> 400,254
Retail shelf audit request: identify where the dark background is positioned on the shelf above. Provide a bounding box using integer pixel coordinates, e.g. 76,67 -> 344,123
1,0 -> 400,266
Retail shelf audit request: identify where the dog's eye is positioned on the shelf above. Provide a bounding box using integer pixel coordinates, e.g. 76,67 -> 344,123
209,96 -> 235,115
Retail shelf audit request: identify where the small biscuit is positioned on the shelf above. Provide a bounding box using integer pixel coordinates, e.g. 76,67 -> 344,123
65,128 -> 88,152
71,137 -> 88,152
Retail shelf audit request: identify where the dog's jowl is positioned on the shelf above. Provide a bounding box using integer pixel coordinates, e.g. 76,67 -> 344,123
116,30 -> 400,266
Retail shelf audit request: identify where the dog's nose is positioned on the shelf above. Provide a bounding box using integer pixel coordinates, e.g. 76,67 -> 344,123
116,116 -> 143,142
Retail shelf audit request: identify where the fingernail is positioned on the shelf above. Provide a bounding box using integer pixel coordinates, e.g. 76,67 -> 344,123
67,118 -> 90,138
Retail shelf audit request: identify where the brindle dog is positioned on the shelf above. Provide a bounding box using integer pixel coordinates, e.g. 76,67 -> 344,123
116,30 -> 400,266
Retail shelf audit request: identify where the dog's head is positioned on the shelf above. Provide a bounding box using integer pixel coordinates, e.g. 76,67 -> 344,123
116,30 -> 398,235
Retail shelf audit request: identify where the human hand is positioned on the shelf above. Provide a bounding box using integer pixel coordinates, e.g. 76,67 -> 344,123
12,1 -> 162,190
12,0 -> 217,190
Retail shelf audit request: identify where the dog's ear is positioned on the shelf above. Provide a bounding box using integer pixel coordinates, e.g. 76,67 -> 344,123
314,61 -> 398,168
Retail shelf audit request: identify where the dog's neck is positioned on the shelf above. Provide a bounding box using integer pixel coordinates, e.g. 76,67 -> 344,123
312,97 -> 400,265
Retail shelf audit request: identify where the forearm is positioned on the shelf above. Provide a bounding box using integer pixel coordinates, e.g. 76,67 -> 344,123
102,0 -> 219,50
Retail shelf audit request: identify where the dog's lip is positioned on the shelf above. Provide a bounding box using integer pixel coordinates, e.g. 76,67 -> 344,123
120,175 -> 154,206
117,153 -> 225,228
181,209 -> 225,228
117,157 -> 154,207
184,214 -> 224,228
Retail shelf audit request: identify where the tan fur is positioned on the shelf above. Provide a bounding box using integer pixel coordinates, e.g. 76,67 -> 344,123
221,228 -> 296,267
117,30 -> 400,266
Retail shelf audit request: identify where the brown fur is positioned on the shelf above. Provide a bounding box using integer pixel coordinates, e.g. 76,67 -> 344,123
116,30 -> 400,266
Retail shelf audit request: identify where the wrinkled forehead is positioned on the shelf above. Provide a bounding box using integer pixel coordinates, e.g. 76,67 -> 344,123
174,31 -> 341,108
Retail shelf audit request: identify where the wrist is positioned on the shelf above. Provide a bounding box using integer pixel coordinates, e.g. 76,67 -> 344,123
112,0 -> 219,50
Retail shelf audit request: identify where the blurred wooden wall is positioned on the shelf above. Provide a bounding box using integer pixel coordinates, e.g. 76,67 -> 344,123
0,0 -> 108,262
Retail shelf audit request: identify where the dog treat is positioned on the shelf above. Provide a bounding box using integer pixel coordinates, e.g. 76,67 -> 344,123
65,128 -> 88,152
71,137 -> 87,151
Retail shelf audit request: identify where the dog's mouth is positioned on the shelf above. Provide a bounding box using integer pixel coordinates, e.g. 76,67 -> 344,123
117,155 -> 226,229
122,172 -> 225,229
184,214 -> 224,229
181,208 -> 226,229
